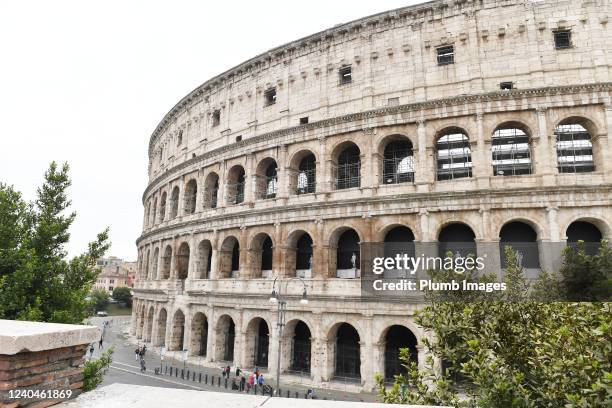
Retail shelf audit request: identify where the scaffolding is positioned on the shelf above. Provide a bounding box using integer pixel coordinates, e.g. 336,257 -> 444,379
492,127 -> 532,176
436,133 -> 472,181
555,124 -> 595,173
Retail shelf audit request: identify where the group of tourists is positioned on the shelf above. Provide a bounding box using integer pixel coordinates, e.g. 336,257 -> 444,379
226,366 -> 266,393
135,344 -> 147,372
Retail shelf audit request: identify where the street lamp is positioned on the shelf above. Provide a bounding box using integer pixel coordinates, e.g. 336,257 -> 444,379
269,277 -> 308,396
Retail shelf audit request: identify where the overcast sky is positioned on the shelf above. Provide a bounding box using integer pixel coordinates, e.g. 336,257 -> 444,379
0,0 -> 419,261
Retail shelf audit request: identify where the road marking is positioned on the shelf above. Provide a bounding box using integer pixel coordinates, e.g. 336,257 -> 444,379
109,365 -> 207,391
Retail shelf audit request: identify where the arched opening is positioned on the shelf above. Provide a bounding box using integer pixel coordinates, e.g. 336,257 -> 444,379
555,119 -> 595,173
170,310 -> 185,351
159,192 -> 167,222
336,229 -> 360,278
184,179 -> 197,214
219,236 -> 240,278
170,186 -> 180,218
216,315 -> 235,362
382,138 -> 414,184
566,221 -> 603,255
491,124 -> 532,176
333,143 -> 361,190
137,306 -> 145,338
144,249 -> 150,280
189,312 -> 208,357
196,240 -> 212,279
152,198 -> 158,225
383,325 -> 418,382
256,159 -> 278,200
284,320 -> 312,374
250,233 -> 274,278
177,242 -> 190,280
499,221 -> 540,269
333,323 -> 361,380
145,307 -> 154,342
436,128 -> 472,181
227,165 -> 246,205
203,172 -> 219,209
384,226 -> 416,276
152,247 -> 159,280
296,233 -> 313,277
155,309 -> 167,347
438,223 -> 476,258
290,151 -> 316,195
246,318 -> 270,368
161,246 -> 172,279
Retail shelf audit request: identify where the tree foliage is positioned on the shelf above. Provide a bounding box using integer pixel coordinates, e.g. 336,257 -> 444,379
111,286 -> 132,307
0,162 -> 110,323
377,246 -> 612,407
91,288 -> 110,312
83,346 -> 114,391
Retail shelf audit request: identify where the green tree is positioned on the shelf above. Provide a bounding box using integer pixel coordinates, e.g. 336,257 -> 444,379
111,286 -> 132,307
83,346 -> 114,391
558,240 -> 611,301
0,162 -> 110,323
377,246 -> 612,407
90,288 -> 109,312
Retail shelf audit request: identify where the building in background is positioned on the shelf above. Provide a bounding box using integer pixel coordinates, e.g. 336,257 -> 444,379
95,256 -> 137,293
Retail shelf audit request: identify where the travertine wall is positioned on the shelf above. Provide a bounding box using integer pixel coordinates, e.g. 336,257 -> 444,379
133,0 -> 612,392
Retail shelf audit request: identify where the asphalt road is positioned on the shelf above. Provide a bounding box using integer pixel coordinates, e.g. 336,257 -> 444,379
87,316 -> 380,403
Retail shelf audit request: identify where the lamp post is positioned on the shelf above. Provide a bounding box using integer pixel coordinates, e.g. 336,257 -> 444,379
269,277 -> 308,396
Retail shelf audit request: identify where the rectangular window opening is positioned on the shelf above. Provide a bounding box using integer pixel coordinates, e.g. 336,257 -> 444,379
554,30 -> 572,49
500,82 -> 513,91
212,110 -> 221,127
339,66 -> 352,85
235,135 -> 242,142
264,88 -> 277,106
436,45 -> 454,65
300,117 -> 309,125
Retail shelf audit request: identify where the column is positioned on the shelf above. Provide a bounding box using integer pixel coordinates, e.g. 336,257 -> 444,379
534,107 -> 555,184
277,144 -> 289,199
246,154 -> 256,203
474,113 -> 491,188
318,137 -> 330,193
206,308 -> 215,362
414,119 -> 430,191
543,206 -> 564,273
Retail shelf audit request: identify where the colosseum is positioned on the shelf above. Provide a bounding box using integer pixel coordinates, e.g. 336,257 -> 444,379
131,0 -> 612,392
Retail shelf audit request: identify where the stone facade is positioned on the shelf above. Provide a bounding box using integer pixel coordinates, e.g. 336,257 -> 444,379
132,0 -> 612,392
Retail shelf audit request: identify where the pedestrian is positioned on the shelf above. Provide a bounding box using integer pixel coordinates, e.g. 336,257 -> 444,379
89,344 -> 95,359
135,346 -> 140,361
247,372 -> 255,392
235,367 -> 241,377
240,374 -> 246,391
142,344 -> 147,357
225,365 -> 230,379
140,357 -> 146,373
258,374 -> 265,387
98,337 -> 104,349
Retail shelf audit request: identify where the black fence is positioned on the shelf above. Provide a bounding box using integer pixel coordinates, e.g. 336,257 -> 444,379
154,364 -> 327,399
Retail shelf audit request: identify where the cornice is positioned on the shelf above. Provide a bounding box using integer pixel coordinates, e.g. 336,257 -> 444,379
135,183 -> 612,246
142,82 -> 612,201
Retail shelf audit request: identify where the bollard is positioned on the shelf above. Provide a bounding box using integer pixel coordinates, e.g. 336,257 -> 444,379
181,369 -> 184,379
176,368 -> 178,378
198,372 -> 200,382
286,390 -> 290,398
224,378 -> 228,388
206,374 -> 209,384
278,388 -> 281,397
217,377 -> 221,387
164,366 -> 168,375
187,370 -> 190,378
295,392 -> 299,398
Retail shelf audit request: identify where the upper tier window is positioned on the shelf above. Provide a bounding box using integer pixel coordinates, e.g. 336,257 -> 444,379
339,66 -> 352,85
554,30 -> 572,49
212,110 -> 221,127
264,88 -> 277,106
437,46 -> 454,65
